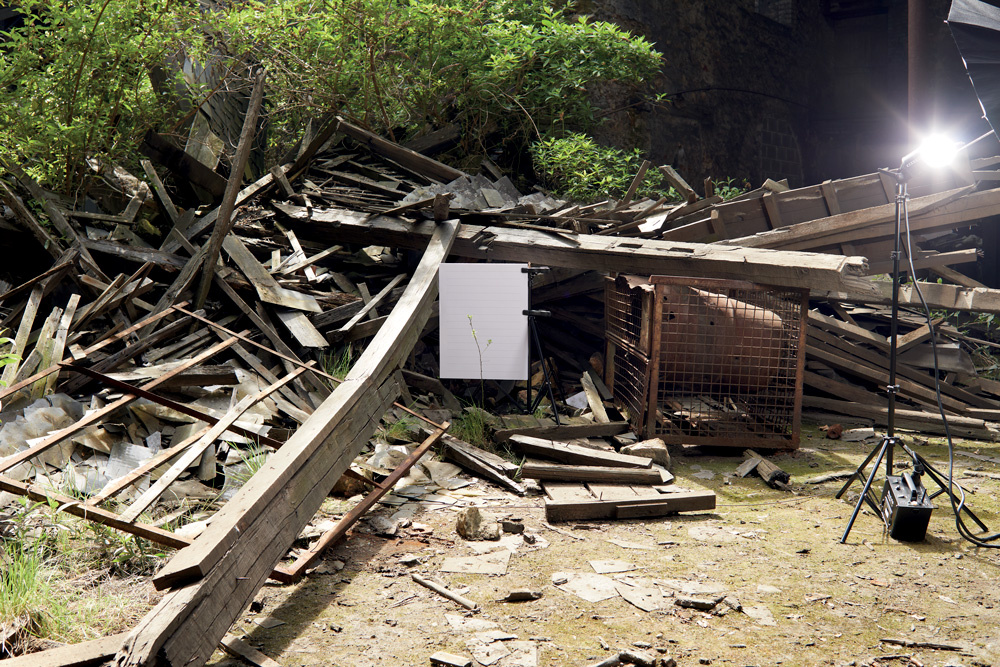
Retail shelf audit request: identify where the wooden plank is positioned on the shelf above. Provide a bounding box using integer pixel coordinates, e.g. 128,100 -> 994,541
808,310 -> 889,351
220,635 -> 283,667
0,303 -> 188,403
223,235 -> 321,312
1,284 -> 43,385
226,341 -> 313,419
724,185 -> 985,251
0,159 -> 109,282
117,222 -> 458,667
440,435 -> 525,495
193,69 -> 267,311
495,421 -> 630,442
336,274 -> 406,335
277,243 -> 344,276
61,313 -> 200,395
0,633 -> 128,667
580,371 -> 610,423
282,424 -> 448,579
287,208 -> 876,296
545,490 -> 716,521
0,260 -> 73,306
509,434 -> 651,468
335,116 -> 464,184
928,264 -> 986,288
895,322 -> 936,354
866,248 -> 979,275
802,396 -> 996,439
621,160 -> 651,206
658,164 -> 698,204
88,425 -> 213,506
0,475 -> 189,549
520,461 -> 662,484
276,310 -> 329,348
0,180 -> 65,260
269,165 -> 296,198
806,343 -> 967,413
761,192 -> 781,230
141,130 -> 227,199
141,159 -> 180,224
820,180 -> 842,215
41,295 -> 79,396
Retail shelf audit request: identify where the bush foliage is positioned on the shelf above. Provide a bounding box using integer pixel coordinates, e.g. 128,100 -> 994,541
0,0 -> 662,196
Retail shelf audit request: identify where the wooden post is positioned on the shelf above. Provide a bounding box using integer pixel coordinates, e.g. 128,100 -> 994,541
193,68 -> 267,311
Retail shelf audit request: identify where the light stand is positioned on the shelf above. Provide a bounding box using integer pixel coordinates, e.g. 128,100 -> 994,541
836,139 -> 998,543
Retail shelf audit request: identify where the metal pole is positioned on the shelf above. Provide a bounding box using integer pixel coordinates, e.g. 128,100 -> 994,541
885,180 -> 906,475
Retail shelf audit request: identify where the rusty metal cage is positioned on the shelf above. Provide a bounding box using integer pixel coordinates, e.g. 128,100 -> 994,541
605,275 -> 807,449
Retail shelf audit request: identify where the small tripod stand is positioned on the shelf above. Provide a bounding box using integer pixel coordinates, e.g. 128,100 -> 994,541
492,266 -> 561,424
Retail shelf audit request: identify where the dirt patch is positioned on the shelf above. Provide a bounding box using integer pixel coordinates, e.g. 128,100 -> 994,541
200,423 -> 1000,667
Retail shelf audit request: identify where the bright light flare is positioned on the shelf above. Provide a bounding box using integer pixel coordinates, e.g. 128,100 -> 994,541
917,135 -> 961,169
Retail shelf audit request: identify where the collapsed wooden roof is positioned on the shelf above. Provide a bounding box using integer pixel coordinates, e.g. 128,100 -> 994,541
4,112 -> 1000,666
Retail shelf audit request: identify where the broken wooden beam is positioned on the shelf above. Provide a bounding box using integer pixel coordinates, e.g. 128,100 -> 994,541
283,209 -> 875,295
115,221 -> 458,667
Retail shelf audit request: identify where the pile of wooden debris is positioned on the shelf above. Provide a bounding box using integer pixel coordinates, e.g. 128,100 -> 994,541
3,105 -> 1000,667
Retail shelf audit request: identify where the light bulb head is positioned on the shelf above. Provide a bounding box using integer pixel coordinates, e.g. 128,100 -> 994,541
918,135 -> 961,169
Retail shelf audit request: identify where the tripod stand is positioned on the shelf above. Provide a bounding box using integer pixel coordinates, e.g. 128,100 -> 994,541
491,267 -> 561,424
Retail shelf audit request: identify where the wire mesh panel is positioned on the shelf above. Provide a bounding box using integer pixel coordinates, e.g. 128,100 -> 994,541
607,340 -> 649,429
606,275 -> 806,449
604,275 -> 651,354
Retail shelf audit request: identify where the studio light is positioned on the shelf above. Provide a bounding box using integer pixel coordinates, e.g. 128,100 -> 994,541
916,135 -> 962,169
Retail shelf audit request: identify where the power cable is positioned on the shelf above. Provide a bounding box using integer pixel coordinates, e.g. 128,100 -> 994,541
901,192 -> 1000,548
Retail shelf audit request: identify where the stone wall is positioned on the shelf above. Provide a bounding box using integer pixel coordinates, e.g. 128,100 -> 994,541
586,0 -> 985,192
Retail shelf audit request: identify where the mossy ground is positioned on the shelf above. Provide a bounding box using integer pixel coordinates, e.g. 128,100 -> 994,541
202,422 -> 1000,667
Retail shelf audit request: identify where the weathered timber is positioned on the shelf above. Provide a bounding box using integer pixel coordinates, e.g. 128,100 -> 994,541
543,485 -> 716,521
802,396 -> 997,439
520,461 -> 662,484
335,117 -> 464,183
0,336 -> 242,475
115,221 -> 458,667
0,475 -> 189,549
281,425 -> 447,580
0,633 -> 129,667
194,68 -> 266,311
281,209 -> 875,295
440,434 -> 525,495
118,365 -> 311,523
819,280 -> 1000,315
719,185 -> 976,250
509,435 -> 651,468
141,130 -> 227,199
494,421 -> 630,442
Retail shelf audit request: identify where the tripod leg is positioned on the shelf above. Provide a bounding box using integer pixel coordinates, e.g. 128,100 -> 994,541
841,438 -> 891,544
528,316 -> 561,426
836,444 -> 882,499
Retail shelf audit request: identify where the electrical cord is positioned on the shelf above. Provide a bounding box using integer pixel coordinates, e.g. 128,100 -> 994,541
901,192 -> 1000,548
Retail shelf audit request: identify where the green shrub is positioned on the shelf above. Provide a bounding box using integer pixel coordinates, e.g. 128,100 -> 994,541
0,1 -> 662,194
531,132 -> 680,203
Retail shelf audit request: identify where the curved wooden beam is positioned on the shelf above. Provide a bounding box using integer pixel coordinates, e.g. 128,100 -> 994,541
114,220 -> 459,667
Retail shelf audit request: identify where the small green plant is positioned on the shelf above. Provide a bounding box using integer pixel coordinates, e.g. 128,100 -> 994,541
322,344 -> 355,384
222,441 -> 270,494
712,177 -> 751,201
451,407 -> 491,448
467,315 -> 493,399
531,133 -> 681,203
0,539 -> 58,652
